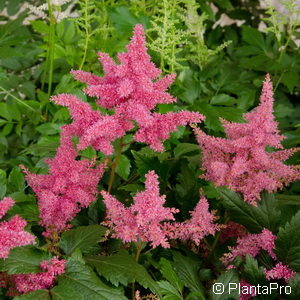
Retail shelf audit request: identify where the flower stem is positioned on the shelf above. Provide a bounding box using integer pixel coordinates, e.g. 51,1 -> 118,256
79,0 -> 90,70
132,241 -> 144,300
107,137 -> 123,193
46,0 -> 55,98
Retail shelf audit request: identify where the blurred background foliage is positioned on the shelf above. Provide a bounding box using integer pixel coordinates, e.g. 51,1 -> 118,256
0,0 -> 300,299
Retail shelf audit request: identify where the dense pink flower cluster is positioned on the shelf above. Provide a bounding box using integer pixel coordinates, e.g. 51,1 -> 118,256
195,75 -> 300,205
265,262 -> 296,282
102,170 -> 179,248
102,170 -> 219,247
221,228 -> 276,266
0,197 -> 35,258
22,129 -> 106,235
14,257 -> 65,293
52,24 -> 203,154
166,196 -> 220,245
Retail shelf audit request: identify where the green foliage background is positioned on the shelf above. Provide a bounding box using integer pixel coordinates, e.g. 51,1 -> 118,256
0,0 -> 300,299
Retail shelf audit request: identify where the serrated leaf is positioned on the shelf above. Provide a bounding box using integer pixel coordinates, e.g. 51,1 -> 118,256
172,252 -> 205,296
85,250 -> 161,296
60,225 -> 107,255
116,154 -> 131,180
0,247 -> 51,274
157,281 -> 182,300
275,211 -> 300,271
210,270 -> 239,300
243,255 -> 267,285
219,189 -> 281,233
159,258 -> 183,293
14,289 -> 50,300
51,259 -> 127,300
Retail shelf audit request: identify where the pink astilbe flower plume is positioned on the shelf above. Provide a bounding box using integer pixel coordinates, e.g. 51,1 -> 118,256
13,257 -> 65,294
102,170 -> 179,248
221,228 -> 276,266
51,94 -> 131,155
60,24 -> 204,153
22,129 -> 106,235
165,195 -> 220,245
0,197 -> 35,258
195,74 -> 300,205
265,262 -> 296,282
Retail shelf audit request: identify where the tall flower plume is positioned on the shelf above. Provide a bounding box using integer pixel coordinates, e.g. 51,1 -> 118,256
0,197 -> 35,258
195,74 -> 300,205
102,171 -> 219,247
221,228 -> 276,266
22,129 -> 106,235
102,170 -> 179,248
52,24 -> 204,154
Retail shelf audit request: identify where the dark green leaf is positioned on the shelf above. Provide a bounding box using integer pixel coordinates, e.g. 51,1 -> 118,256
275,211 -> 300,271
0,247 -> 50,274
60,225 -> 107,255
85,250 -> 161,296
51,259 -> 127,300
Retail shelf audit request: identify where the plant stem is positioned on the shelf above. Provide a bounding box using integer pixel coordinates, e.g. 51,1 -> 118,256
132,241 -> 143,300
107,137 -> 123,193
79,0 -> 90,70
47,0 -> 55,98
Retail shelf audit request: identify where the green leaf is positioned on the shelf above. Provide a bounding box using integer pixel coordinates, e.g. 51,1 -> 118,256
172,252 -> 205,296
116,154 -> 131,180
210,94 -> 236,106
0,169 -> 7,199
275,210 -> 300,271
51,259 -> 127,300
60,225 -> 107,255
14,290 -> 50,300
282,71 -> 299,93
85,250 -> 161,296
242,26 -> 266,50
36,123 -> 61,135
157,281 -> 182,300
7,167 -> 25,192
0,247 -> 50,274
219,189 -> 281,233
243,255 -> 267,285
159,258 -> 183,293
210,270 -> 239,300
173,143 -> 199,158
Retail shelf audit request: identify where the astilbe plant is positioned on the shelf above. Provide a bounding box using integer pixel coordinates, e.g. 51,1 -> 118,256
0,197 -> 35,259
55,24 -> 204,153
21,129 -> 106,236
195,74 -> 300,205
102,170 -> 220,248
